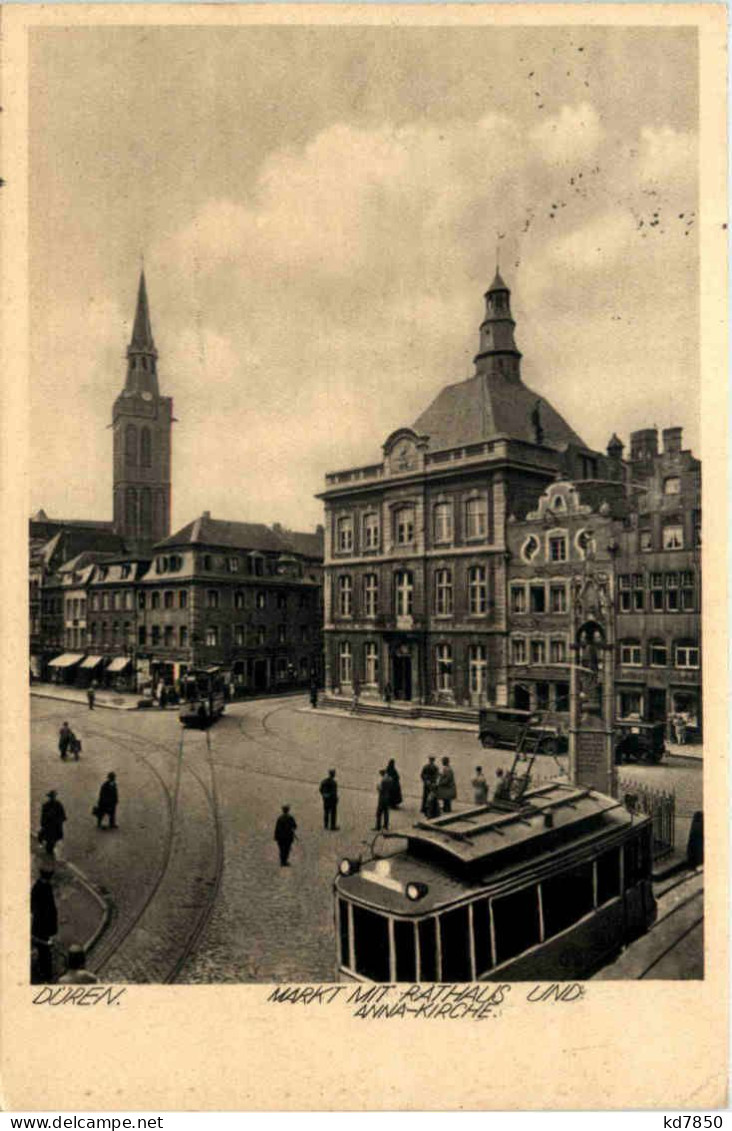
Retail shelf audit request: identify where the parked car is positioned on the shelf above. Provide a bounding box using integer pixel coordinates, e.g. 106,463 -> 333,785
478,707 -> 568,756
614,720 -> 667,764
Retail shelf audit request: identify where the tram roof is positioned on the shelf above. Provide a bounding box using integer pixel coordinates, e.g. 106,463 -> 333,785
337,782 -> 638,916
405,782 -> 624,867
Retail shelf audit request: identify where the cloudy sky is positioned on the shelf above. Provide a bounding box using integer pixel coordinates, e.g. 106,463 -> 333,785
29,22 -> 699,533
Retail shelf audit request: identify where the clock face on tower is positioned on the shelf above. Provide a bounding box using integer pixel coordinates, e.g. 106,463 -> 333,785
141,392 -> 153,401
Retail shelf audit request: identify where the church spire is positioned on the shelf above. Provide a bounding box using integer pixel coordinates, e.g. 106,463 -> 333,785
130,270 -> 155,352
473,270 -> 522,383
123,270 -> 159,397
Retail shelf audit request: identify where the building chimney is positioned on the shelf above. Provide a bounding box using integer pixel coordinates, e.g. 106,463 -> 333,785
662,427 -> 683,454
202,510 -> 211,519
629,428 -> 658,463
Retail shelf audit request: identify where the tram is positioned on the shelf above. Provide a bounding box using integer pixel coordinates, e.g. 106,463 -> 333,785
334,777 -> 656,983
179,667 -> 227,728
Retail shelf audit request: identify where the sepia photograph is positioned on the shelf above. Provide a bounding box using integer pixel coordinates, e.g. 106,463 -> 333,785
3,1 -> 727,1113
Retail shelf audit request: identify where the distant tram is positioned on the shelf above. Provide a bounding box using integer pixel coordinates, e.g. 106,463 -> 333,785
179,667 -> 227,728
334,779 -> 656,983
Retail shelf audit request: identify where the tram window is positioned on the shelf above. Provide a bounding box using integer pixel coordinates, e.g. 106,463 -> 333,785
418,918 -> 439,982
542,862 -> 594,938
338,899 -> 350,968
597,848 -> 621,905
493,886 -> 540,964
472,898 -> 492,973
394,919 -> 416,983
352,905 -> 390,983
439,906 -> 472,982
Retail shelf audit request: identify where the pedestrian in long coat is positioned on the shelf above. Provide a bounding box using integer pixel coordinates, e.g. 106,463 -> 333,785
374,770 -> 393,831
385,759 -> 403,807
437,757 -> 457,814
31,867 -> 57,984
39,791 -> 66,856
420,756 -> 439,813
58,722 -> 72,760
472,766 -> 489,805
274,805 -> 297,866
96,772 -> 118,829
87,684 -> 96,710
319,769 -> 339,830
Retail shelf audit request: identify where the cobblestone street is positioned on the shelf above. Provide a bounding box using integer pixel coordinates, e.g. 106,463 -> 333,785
31,695 -> 703,983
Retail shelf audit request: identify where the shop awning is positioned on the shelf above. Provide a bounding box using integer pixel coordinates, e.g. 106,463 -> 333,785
48,653 -> 84,669
106,656 -> 131,673
81,655 -> 104,670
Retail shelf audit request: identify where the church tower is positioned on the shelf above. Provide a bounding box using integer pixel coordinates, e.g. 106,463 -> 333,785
473,270 -> 523,383
112,272 -> 172,548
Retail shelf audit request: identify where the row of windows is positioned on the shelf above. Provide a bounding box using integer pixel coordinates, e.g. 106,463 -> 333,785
510,581 -> 568,615
337,642 -> 490,693
64,598 -> 87,619
619,640 -> 700,669
637,522 -> 699,553
335,497 -> 490,554
335,567 -> 490,618
339,835 -> 649,981
618,572 -> 695,613
511,637 -> 568,666
85,622 -> 309,648
88,589 -> 313,612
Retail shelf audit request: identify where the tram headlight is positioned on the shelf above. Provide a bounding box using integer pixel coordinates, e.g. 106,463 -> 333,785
405,881 -> 429,902
339,857 -> 360,876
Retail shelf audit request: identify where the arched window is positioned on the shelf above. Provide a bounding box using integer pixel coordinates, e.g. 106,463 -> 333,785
139,488 -> 152,537
125,488 -> 137,535
125,424 -> 137,466
140,428 -> 152,468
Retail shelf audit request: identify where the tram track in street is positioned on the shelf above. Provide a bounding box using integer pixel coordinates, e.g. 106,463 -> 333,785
70,721 -> 225,983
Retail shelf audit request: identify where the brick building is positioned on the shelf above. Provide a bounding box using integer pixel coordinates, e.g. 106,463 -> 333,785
613,427 -> 702,737
319,272 -> 619,707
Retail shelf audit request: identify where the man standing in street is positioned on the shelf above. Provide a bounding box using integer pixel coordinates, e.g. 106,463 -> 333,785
319,769 -> 339,831
87,683 -> 96,710
374,769 -> 393,831
420,756 -> 439,814
437,756 -> 456,814
39,790 -> 66,857
274,805 -> 297,866
96,772 -> 118,829
58,722 -> 72,760
31,867 -> 57,984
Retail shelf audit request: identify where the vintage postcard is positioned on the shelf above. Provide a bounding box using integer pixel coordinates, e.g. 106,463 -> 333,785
1,2 -> 727,1111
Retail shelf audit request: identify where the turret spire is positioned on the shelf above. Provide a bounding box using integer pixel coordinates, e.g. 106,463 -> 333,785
474,271 -> 522,382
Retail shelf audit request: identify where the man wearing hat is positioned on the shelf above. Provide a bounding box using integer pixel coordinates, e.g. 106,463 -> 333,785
58,943 -> 98,985
420,756 -> 439,814
31,867 -> 57,983
274,805 -> 298,867
96,772 -> 118,829
39,790 -> 66,857
319,768 -> 339,831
